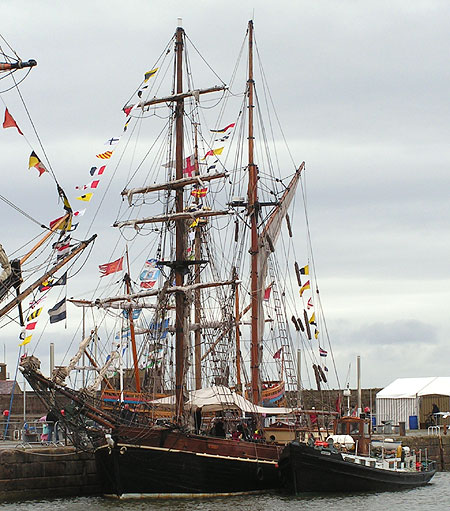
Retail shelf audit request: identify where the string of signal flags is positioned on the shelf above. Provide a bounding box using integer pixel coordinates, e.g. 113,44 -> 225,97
2,65 -> 237,348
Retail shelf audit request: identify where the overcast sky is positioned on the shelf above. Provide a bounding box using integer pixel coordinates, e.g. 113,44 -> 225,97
2,0 -> 450,393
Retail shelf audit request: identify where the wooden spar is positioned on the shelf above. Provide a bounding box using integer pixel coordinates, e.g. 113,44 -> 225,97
0,235 -> 96,320
0,59 -> 37,71
113,209 -> 230,229
234,268 -> 242,393
20,214 -> 70,264
24,368 -> 115,429
248,20 -> 260,406
174,24 -> 186,423
69,280 -> 236,308
125,249 -> 141,393
193,123 -> 202,391
123,85 -> 225,111
122,172 -> 227,201
260,164 -> 304,241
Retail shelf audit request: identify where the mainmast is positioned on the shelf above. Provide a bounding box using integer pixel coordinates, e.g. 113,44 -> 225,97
193,125 -> 202,390
174,23 -> 187,422
247,20 -> 261,405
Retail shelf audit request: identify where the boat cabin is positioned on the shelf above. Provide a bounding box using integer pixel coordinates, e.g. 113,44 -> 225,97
334,416 -> 371,455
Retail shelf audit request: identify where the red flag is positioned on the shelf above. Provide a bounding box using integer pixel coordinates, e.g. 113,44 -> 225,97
191,187 -> 208,198
273,348 -> 282,359
25,321 -> 38,331
263,285 -> 272,302
99,257 -> 124,277
3,108 -> 23,135
210,123 -> 235,133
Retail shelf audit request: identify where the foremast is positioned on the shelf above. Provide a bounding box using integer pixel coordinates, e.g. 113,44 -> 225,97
174,24 -> 187,423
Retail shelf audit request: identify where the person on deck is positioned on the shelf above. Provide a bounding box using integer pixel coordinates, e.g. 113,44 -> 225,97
2,409 -> 9,439
310,407 -> 318,425
214,419 -> 226,438
46,409 -> 59,442
432,403 -> 440,425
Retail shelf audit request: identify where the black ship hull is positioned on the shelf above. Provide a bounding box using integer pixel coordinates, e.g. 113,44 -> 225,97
278,441 -> 436,493
95,428 -> 281,496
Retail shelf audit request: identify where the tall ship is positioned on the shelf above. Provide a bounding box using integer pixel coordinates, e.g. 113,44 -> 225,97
17,21 -> 336,496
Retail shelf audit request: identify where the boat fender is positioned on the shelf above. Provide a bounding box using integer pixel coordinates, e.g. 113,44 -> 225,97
256,466 -> 264,481
304,310 -> 312,340
313,364 -> 321,390
318,365 -> 327,383
120,446 -> 127,455
297,317 -> 305,332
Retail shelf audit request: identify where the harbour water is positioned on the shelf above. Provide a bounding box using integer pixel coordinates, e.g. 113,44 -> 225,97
1,472 -> 449,511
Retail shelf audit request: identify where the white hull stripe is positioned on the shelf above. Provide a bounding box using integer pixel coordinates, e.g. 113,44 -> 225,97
104,490 -> 267,499
96,443 -> 277,465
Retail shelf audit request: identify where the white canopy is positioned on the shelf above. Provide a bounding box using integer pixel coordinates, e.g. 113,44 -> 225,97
377,377 -> 450,399
151,385 -> 294,415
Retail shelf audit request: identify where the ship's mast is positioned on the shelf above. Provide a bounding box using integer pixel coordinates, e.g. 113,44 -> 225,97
125,248 -> 141,393
247,20 -> 261,405
193,125 -> 202,390
174,23 -> 187,422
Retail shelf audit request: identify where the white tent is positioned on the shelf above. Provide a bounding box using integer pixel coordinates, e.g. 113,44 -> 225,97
376,377 -> 450,426
151,385 -> 294,415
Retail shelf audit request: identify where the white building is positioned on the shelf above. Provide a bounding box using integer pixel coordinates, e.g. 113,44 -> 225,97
376,377 -> 450,428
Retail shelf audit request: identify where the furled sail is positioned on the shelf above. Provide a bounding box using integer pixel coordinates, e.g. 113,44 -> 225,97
256,163 -> 304,335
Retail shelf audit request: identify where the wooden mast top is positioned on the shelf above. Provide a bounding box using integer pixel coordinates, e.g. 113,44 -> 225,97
247,20 -> 261,405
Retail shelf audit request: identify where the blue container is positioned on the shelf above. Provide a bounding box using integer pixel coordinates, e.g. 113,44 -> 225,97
409,415 -> 418,430
372,416 -> 376,429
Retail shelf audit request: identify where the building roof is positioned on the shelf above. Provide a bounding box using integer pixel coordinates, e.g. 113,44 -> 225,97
377,377 -> 450,399
0,380 -> 22,395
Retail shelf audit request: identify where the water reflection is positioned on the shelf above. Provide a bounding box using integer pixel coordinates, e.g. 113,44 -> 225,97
1,473 -> 448,511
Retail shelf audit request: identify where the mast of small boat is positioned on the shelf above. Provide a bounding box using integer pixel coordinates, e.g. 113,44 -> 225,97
174,21 -> 187,422
357,354 -> 361,417
247,20 -> 261,405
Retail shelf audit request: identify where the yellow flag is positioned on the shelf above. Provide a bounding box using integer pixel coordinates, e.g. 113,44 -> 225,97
202,147 -> 224,160
27,308 -> 43,322
144,68 -> 159,82
19,335 -> 32,347
76,193 -> 93,202
299,280 -> 310,297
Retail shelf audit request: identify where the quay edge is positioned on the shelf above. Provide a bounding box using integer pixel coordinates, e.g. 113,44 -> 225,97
0,446 -> 101,501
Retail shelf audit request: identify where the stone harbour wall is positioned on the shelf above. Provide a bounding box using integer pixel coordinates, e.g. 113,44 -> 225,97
0,446 -> 101,501
396,435 -> 450,472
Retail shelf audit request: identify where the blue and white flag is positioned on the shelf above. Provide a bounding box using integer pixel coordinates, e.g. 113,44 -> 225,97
48,298 -> 66,324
